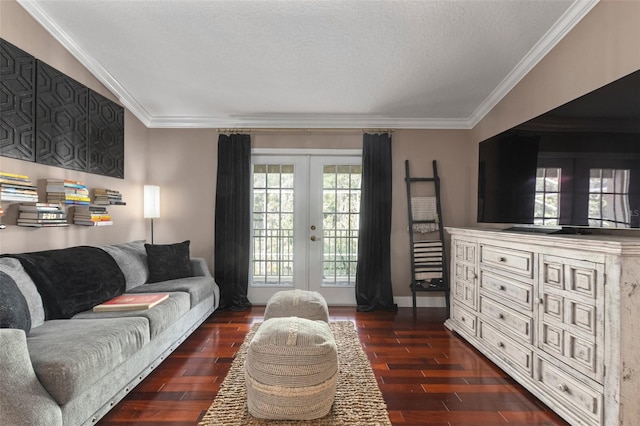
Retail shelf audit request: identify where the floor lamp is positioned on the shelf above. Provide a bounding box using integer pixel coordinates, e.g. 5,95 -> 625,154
144,185 -> 160,244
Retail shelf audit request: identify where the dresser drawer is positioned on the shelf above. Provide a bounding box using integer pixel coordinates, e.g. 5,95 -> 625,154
480,245 -> 533,278
479,321 -> 533,375
480,296 -> 533,344
480,270 -> 534,311
535,356 -> 602,425
452,303 -> 477,336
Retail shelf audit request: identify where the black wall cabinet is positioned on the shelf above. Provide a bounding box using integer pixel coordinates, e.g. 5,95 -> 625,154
1,38 -> 124,179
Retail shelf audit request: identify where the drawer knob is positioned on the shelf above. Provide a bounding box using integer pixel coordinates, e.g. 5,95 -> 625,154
498,285 -> 506,291
498,313 -> 505,320
558,384 -> 569,393
538,298 -> 544,305
498,257 -> 507,262
461,317 -> 466,322
497,342 -> 505,349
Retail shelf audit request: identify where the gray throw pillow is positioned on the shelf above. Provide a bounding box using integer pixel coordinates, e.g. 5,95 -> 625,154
101,240 -> 149,290
145,240 -> 193,283
0,257 -> 45,328
0,271 -> 31,333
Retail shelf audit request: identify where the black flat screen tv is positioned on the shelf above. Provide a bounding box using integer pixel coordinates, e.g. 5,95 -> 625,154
478,70 -> 640,231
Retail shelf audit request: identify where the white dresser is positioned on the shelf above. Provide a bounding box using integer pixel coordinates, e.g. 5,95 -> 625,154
444,227 -> 640,426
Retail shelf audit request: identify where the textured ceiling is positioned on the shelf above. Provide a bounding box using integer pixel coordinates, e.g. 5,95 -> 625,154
18,0 -> 598,129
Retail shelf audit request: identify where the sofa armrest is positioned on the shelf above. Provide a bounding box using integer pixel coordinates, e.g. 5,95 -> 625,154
191,257 -> 212,278
0,329 -> 62,425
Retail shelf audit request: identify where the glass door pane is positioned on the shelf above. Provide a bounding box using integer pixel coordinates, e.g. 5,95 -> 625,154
309,156 -> 361,305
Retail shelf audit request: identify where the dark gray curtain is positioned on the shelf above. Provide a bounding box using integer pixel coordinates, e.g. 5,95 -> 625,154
214,134 -> 252,311
355,133 -> 397,312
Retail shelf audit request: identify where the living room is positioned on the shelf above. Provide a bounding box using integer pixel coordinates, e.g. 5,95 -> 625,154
1,0 -> 639,425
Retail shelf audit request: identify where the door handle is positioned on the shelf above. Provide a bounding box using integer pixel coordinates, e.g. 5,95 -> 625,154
310,235 -> 321,242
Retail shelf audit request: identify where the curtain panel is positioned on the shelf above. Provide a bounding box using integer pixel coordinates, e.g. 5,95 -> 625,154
355,133 -> 397,312
214,134 -> 252,311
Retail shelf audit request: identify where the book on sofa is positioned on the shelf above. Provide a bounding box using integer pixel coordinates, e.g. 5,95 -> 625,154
93,293 -> 169,312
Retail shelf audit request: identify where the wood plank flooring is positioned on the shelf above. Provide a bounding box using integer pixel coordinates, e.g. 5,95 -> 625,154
97,306 -> 569,425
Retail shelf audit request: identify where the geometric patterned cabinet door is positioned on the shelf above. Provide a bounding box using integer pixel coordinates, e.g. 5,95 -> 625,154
0,38 -> 36,161
36,60 -> 88,172
89,90 -> 124,178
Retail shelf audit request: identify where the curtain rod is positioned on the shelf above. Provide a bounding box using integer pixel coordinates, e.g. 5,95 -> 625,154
216,128 -> 395,134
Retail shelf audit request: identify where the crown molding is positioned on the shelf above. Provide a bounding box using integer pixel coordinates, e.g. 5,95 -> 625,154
18,0 -> 598,130
467,0 -> 599,128
147,114 -> 473,129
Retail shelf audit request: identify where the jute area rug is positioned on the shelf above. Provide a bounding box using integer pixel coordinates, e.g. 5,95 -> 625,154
199,321 -> 392,425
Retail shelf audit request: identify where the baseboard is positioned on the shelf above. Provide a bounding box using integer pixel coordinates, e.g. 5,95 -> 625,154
394,295 -> 446,308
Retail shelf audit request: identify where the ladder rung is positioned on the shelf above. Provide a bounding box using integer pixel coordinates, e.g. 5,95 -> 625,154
406,177 -> 437,182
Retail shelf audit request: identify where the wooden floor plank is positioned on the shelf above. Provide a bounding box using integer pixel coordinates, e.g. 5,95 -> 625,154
97,306 -> 569,425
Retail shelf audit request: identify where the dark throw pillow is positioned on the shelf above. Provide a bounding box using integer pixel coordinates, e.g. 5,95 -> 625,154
0,271 -> 31,333
145,240 -> 193,283
5,246 -> 126,320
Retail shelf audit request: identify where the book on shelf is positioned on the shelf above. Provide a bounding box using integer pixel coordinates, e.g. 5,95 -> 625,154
45,186 -> 90,194
74,220 -> 113,226
0,181 -> 37,190
47,198 -> 90,205
0,171 -> 30,180
45,178 -> 85,187
19,212 -> 67,220
1,193 -> 39,202
19,203 -> 64,212
93,293 -> 169,312
1,188 -> 38,195
16,222 -> 70,228
93,188 -> 125,205
74,215 -> 112,221
74,205 -> 108,211
18,218 -> 69,224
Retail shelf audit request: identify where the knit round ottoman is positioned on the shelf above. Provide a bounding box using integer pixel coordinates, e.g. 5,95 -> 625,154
245,316 -> 338,420
263,289 -> 329,322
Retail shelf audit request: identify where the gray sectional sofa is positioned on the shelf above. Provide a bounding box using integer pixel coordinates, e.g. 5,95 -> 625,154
0,240 -> 219,426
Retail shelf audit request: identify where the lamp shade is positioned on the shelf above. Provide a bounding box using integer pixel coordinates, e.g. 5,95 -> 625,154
144,185 -> 160,219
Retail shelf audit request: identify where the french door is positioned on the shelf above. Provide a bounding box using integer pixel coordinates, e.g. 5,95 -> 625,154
249,151 -> 361,305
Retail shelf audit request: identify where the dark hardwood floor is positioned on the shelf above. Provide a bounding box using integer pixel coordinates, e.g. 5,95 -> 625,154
97,306 -> 568,425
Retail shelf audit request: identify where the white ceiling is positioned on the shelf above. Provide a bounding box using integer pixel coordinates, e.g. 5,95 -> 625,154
18,0 -> 598,129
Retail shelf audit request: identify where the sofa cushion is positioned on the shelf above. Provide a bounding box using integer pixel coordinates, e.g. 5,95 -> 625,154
128,276 -> 214,308
100,240 -> 149,290
73,291 -> 190,338
145,240 -> 193,283
27,317 -> 150,405
5,246 -> 126,320
0,257 -> 45,328
0,271 -> 31,333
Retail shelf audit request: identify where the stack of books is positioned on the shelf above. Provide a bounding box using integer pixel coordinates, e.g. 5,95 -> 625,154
73,205 -> 113,226
93,188 -> 126,205
17,203 -> 69,227
0,172 -> 39,203
46,179 -> 90,205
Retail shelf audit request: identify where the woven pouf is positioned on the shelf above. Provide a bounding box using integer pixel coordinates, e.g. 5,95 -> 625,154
263,289 -> 329,322
245,316 -> 338,420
